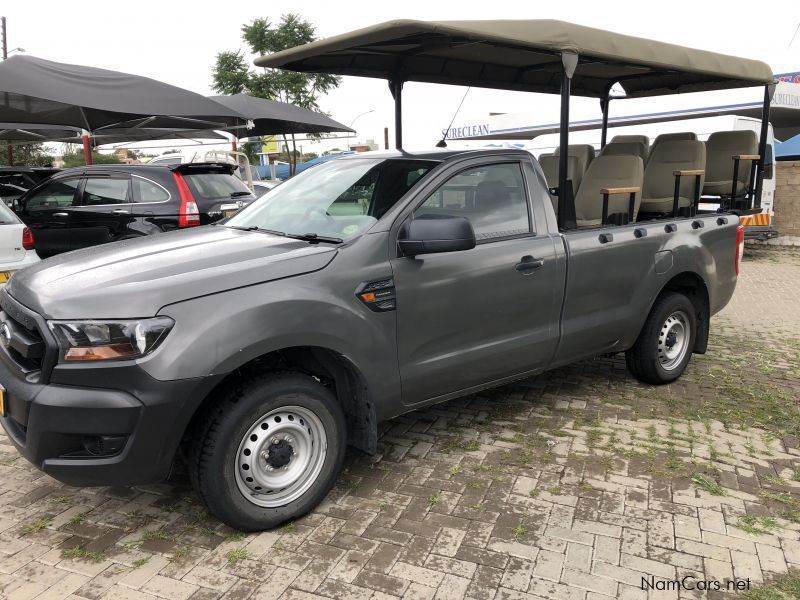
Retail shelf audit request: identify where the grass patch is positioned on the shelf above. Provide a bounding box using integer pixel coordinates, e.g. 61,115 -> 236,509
282,522 -> 297,533
691,473 -> 726,496
61,547 -> 106,562
512,521 -> 526,541
743,570 -> 800,599
132,557 -> 150,568
763,474 -> 787,486
141,528 -> 174,541
428,492 -> 441,507
449,465 -> 462,476
69,512 -> 89,525
734,515 -> 782,536
226,547 -> 253,562
22,518 -> 50,535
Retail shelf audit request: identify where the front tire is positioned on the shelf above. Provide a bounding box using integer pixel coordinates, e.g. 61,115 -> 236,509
626,292 -> 697,385
190,372 -> 346,531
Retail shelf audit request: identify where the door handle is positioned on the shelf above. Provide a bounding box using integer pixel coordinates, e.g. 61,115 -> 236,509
112,209 -> 130,214
53,212 -> 68,217
515,255 -> 545,273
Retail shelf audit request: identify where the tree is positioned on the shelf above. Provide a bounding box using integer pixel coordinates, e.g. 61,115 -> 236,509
212,14 -> 341,175
61,148 -> 121,168
0,143 -> 53,167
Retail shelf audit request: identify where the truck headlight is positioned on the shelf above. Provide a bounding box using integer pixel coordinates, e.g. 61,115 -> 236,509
48,317 -> 174,362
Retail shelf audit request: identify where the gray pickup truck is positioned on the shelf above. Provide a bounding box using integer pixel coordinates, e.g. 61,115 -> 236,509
0,148 -> 740,530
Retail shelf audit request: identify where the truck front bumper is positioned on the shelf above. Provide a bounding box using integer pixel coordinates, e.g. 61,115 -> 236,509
0,350 -> 221,487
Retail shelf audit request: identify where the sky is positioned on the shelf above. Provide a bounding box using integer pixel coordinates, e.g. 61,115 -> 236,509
3,0 -> 799,155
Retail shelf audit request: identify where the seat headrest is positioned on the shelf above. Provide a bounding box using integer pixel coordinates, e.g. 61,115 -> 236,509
539,154 -> 583,190
611,134 -> 649,146
706,130 -> 758,152
647,139 -> 705,165
574,154 -> 644,223
554,144 -> 596,169
600,141 -> 649,162
652,132 -> 697,147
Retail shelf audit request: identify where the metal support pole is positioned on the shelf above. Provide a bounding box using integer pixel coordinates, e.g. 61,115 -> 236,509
231,139 -> 237,153
753,84 -> 773,210
2,17 -> 11,167
600,97 -> 610,149
390,79 -> 404,149
557,53 -> 578,230
82,133 -> 93,165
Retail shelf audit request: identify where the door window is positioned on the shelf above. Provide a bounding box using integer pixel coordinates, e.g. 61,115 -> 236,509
415,163 -> 531,241
24,179 -> 80,210
81,178 -> 130,206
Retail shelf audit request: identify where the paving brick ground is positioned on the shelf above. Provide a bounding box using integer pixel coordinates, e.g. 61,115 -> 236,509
1,245 -> 799,600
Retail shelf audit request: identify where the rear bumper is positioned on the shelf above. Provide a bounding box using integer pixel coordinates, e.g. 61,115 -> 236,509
0,349 -> 222,487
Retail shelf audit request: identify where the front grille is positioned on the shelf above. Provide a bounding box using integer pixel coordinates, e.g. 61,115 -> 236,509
0,291 -> 54,379
0,310 -> 44,371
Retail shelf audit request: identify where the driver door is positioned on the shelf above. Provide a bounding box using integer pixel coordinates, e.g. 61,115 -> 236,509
390,159 -> 563,405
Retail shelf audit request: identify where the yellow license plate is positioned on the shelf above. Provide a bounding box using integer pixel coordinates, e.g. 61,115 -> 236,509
223,210 -> 237,218
0,386 -> 5,418
0,272 -> 10,284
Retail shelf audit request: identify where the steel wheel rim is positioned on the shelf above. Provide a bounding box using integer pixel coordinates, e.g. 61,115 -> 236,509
658,310 -> 690,371
234,405 -> 327,508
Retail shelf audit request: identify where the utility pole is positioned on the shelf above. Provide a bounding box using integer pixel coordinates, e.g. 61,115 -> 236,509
1,17 -> 13,166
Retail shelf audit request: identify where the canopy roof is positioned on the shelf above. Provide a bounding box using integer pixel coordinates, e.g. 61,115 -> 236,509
211,94 -> 353,137
0,122 -> 81,142
0,55 -> 244,131
255,19 -> 774,98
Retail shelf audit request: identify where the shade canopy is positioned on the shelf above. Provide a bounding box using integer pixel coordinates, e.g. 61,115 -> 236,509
0,122 -> 80,142
0,55 -> 245,132
255,19 -> 774,98
86,128 -> 228,146
211,94 -> 353,137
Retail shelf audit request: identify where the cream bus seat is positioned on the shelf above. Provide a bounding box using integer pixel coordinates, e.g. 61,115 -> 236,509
640,140 -> 706,215
599,140 -> 649,163
574,155 -> 644,227
554,144 -> 595,179
539,154 -> 582,213
702,130 -> 758,197
649,132 -> 698,162
610,135 -> 650,162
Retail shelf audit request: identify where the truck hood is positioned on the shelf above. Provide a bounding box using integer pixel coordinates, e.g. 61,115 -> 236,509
7,226 -> 338,319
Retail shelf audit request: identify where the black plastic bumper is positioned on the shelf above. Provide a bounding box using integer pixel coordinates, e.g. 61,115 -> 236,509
0,350 -> 223,487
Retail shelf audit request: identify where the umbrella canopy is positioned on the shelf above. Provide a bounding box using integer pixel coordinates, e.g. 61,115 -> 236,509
210,94 -> 353,137
0,122 -> 226,145
0,55 -> 245,132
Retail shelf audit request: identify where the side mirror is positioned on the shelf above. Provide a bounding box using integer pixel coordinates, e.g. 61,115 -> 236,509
398,214 -> 476,257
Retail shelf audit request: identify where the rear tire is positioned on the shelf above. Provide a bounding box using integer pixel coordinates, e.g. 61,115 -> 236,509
189,372 -> 346,531
626,292 -> 697,385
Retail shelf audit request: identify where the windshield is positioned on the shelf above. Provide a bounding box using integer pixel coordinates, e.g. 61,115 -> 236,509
226,158 -> 435,241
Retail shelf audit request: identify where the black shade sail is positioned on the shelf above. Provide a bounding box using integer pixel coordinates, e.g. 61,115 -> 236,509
211,94 -> 353,137
0,55 -> 246,131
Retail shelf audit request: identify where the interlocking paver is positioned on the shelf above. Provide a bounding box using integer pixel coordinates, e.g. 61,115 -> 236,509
1,248 -> 799,599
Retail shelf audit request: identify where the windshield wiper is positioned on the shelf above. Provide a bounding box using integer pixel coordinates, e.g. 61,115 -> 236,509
285,232 -> 344,244
230,191 -> 252,198
227,225 -> 261,231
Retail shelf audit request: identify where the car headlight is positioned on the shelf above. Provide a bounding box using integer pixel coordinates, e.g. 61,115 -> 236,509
48,317 -> 174,362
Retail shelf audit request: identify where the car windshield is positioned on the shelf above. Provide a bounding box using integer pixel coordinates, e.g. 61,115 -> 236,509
225,158 -> 435,241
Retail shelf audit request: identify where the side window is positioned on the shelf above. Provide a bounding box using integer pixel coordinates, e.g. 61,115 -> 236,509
24,179 -> 80,210
415,162 -> 530,241
81,177 -> 130,206
132,177 -> 170,203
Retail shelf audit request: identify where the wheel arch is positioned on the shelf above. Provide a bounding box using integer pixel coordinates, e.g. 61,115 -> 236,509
654,271 -> 710,354
182,345 -> 377,456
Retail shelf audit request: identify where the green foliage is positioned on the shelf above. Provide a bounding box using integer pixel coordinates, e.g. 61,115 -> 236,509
212,14 -> 341,174
0,143 -> 53,167
61,149 -> 122,168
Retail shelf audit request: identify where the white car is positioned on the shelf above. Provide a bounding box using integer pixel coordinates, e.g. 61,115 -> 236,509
0,202 -> 39,287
